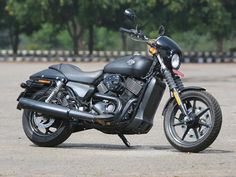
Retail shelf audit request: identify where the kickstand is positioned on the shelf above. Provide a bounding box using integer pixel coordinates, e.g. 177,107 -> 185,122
118,134 -> 131,148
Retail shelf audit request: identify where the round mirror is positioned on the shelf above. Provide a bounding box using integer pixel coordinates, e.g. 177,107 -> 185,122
159,25 -> 165,36
124,9 -> 136,21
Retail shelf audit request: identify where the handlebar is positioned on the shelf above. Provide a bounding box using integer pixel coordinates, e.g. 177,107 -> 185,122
119,27 -> 138,36
119,27 -> 133,34
119,27 -> 148,41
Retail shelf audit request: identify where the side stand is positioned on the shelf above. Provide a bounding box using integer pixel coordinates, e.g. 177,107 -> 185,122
118,134 -> 131,148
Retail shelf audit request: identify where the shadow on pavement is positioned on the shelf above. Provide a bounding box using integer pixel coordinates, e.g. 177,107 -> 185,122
200,149 -> 234,154
42,143 -> 235,154
56,143 -> 174,151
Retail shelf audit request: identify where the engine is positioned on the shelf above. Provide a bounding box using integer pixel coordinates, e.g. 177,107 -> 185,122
94,74 -> 144,118
103,74 -> 124,93
98,74 -> 143,99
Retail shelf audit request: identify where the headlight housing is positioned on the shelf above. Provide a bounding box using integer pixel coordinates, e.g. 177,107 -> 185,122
171,54 -> 180,69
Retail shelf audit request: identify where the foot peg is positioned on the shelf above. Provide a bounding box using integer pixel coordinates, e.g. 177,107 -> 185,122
118,134 -> 131,148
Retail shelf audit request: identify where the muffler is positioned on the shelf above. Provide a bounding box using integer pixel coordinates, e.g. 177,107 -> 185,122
18,98 -> 114,122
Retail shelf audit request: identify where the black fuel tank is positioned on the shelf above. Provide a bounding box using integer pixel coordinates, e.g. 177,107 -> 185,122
104,55 -> 152,78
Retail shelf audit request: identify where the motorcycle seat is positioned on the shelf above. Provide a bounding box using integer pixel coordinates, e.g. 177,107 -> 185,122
49,64 -> 103,84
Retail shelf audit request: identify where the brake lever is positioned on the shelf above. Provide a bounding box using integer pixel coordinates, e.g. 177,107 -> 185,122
122,28 -> 149,42
138,30 -> 145,40
136,30 -> 148,41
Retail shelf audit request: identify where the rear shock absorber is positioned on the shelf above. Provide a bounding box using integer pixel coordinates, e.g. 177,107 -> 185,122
45,80 -> 64,103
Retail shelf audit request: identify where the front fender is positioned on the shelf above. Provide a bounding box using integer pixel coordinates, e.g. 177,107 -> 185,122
162,86 -> 206,116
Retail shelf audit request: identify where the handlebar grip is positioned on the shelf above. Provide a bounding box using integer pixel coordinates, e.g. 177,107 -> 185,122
119,27 -> 148,41
119,27 -> 132,34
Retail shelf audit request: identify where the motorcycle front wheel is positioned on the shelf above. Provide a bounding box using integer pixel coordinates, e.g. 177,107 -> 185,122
22,88 -> 72,147
164,90 -> 222,153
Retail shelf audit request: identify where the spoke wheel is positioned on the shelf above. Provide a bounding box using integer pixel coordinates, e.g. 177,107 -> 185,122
164,91 -> 222,153
29,111 -> 64,136
22,88 -> 72,147
172,98 -> 211,143
29,96 -> 64,137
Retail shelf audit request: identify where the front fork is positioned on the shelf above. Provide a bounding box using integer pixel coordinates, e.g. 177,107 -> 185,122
157,55 -> 191,121
172,89 -> 189,117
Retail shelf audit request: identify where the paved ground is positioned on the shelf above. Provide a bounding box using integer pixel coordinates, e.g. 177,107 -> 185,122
0,62 -> 235,177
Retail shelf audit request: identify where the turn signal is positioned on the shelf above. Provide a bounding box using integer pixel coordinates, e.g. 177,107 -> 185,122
37,80 -> 51,84
149,47 -> 157,55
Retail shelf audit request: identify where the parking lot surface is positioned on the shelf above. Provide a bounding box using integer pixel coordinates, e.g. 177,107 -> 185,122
0,62 -> 235,177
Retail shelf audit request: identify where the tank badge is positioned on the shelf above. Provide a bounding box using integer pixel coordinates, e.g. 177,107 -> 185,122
127,59 -> 135,65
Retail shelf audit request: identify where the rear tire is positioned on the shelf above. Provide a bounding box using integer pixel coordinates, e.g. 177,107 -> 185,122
22,88 -> 72,147
164,91 -> 222,152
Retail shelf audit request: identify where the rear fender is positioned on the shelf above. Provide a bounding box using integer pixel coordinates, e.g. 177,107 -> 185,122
30,68 -> 66,81
17,68 -> 66,101
17,68 -> 67,110
162,86 -> 206,116
16,79 -> 54,110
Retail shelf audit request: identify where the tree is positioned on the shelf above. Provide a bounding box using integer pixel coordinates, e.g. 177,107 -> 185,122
186,0 -> 233,52
38,0 -> 84,55
161,0 -> 235,52
79,0 -> 100,55
3,0 -> 42,54
0,0 -> 10,48
95,0 -> 154,51
76,0 -> 136,53
2,0 -> 235,53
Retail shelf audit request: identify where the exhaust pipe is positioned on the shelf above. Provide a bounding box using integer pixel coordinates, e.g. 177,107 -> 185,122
18,98 -> 114,122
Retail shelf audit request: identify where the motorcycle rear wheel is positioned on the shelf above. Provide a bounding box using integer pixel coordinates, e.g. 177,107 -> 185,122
164,90 -> 222,153
22,88 -> 72,147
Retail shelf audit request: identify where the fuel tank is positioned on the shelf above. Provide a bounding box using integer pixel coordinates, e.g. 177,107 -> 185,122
104,55 -> 153,78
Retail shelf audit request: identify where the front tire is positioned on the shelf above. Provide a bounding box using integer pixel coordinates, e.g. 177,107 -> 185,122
22,88 -> 72,147
164,91 -> 222,152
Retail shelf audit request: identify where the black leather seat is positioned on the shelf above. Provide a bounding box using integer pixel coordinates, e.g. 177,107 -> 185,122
49,64 -> 103,84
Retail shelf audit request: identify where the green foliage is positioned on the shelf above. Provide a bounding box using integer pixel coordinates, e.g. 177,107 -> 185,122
6,0 -> 42,34
21,24 -> 72,50
0,0 -> 236,53
172,31 -> 215,52
57,31 -> 73,50
155,0 -> 236,52
31,24 -> 57,49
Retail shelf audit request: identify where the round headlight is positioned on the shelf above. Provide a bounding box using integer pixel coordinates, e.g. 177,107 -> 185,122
171,54 -> 180,69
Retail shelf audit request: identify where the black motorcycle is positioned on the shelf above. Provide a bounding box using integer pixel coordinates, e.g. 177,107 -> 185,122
17,9 -> 222,152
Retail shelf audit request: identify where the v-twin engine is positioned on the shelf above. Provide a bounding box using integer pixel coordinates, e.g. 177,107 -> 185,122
95,74 -> 144,119
98,74 -> 143,100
